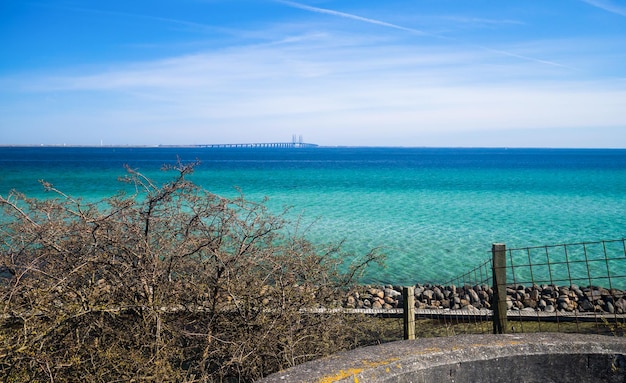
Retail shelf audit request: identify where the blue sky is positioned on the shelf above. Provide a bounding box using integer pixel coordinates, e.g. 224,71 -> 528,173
1,0 -> 625,147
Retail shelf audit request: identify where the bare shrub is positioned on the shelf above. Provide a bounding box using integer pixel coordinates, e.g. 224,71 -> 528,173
0,162 -> 383,382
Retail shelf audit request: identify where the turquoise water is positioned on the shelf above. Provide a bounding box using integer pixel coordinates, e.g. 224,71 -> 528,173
1,147 -> 625,285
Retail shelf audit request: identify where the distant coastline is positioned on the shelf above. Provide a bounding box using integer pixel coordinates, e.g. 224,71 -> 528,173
0,142 -> 319,149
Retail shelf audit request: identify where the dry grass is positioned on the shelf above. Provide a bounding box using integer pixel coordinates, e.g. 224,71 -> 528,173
352,315 -> 624,345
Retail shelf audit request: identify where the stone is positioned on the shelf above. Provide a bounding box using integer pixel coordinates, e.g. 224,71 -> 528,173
557,295 -> 570,305
385,288 -> 400,298
615,298 -> 626,313
372,301 -> 383,309
434,289 -> 445,301
469,289 -> 480,303
530,289 -> 540,301
558,301 -> 570,311
422,289 -> 434,301
346,296 -> 356,308
479,291 -> 490,301
524,298 -> 537,309
594,305 -> 604,312
572,286 -> 584,298
588,290 -> 603,302
542,286 -> 553,296
578,299 -> 594,312
568,291 -> 578,300
538,299 -> 547,310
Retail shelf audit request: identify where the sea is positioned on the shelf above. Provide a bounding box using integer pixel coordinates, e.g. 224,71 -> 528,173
1,146 -> 625,286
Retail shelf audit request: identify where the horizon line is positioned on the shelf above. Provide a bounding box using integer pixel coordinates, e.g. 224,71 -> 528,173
1,144 -> 625,150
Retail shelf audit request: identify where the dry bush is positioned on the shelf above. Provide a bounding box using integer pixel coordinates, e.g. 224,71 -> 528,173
0,163 -> 383,382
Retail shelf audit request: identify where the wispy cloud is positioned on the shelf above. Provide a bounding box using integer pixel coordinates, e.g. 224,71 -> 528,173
441,16 -> 525,27
2,1 -> 624,147
581,0 -> 626,16
3,28 -> 624,146
479,47 -> 573,69
277,0 -> 570,69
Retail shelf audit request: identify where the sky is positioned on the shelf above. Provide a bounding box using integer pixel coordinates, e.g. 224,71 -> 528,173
1,0 -> 625,147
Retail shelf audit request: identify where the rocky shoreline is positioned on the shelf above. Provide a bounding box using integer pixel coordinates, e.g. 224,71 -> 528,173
344,283 -> 626,314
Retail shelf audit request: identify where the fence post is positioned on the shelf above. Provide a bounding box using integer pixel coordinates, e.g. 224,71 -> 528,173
492,243 -> 507,334
403,286 -> 415,340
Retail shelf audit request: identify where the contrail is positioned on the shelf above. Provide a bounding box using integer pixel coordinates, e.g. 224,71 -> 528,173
482,47 -> 573,69
276,0 -> 431,37
277,0 -> 573,69
580,0 -> 626,16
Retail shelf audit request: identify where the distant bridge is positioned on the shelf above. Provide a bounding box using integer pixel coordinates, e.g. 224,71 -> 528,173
159,135 -> 318,149
196,142 -> 318,148
159,142 -> 318,149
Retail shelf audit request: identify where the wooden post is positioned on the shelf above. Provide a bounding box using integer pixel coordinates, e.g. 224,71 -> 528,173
403,286 -> 415,340
492,243 -> 507,334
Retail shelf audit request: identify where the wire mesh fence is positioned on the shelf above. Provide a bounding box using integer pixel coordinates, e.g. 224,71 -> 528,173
506,239 -> 626,291
501,238 -> 626,335
331,238 -> 625,339
435,238 -> 626,336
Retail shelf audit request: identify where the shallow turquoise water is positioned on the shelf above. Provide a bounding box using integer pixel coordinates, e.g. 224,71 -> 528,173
1,147 -> 625,285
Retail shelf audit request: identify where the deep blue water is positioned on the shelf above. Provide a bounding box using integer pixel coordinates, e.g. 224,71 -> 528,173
1,146 -> 625,285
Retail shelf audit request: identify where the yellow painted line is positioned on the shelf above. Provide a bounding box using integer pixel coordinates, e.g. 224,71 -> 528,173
316,358 -> 400,383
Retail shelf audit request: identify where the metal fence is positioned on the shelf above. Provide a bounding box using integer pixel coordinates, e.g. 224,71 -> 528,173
424,238 -> 626,337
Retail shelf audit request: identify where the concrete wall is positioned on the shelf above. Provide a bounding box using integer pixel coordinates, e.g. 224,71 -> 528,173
258,333 -> 626,383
